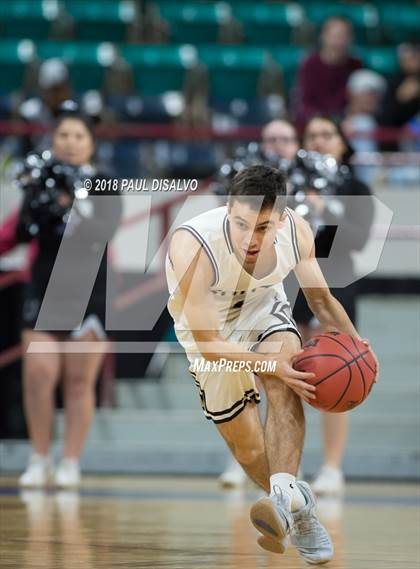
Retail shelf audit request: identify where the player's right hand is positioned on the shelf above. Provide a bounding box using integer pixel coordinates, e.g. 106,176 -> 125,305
263,351 -> 316,403
360,339 -> 380,383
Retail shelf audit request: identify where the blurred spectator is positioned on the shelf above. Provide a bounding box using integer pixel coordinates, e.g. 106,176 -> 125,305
345,70 -> 387,147
293,115 -> 374,496
0,107 -> 122,489
377,42 -> 420,151
18,59 -> 73,155
343,69 -> 386,182
18,59 -> 73,156
18,59 -> 105,156
294,17 -> 362,128
261,119 -> 299,162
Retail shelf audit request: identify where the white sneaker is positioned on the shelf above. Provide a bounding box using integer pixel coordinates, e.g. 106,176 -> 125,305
218,458 -> 247,489
311,465 -> 344,496
19,454 -> 53,488
54,459 -> 81,489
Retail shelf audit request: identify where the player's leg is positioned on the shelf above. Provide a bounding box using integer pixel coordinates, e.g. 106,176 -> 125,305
322,413 -> 348,469
256,331 -> 305,480
251,330 -> 334,563
300,312 -> 347,494
216,348 -> 304,494
58,328 -> 107,486
216,402 -> 269,492
20,330 -> 62,486
218,376 -> 267,489
312,413 -> 347,495
249,332 -> 304,542
218,455 -> 248,489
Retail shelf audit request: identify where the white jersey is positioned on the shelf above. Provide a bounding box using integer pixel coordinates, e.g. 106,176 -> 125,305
166,205 -> 301,334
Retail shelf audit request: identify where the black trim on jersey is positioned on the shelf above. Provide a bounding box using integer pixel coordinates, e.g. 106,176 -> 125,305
194,380 -> 261,423
254,325 -> 302,346
167,252 -> 174,269
223,215 -> 234,254
209,393 -> 261,424
178,225 -> 219,286
286,209 -> 301,264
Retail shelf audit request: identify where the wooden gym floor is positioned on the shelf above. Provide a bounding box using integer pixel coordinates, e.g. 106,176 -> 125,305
0,475 -> 418,569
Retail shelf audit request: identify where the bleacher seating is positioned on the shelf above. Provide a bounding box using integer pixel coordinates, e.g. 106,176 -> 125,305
0,0 -> 419,120
0,38 -> 407,101
63,0 -> 136,42
231,3 -> 305,44
0,39 -> 35,94
303,1 -> 381,44
0,0 -> 60,39
197,45 -> 269,100
120,44 -> 197,96
36,41 -> 117,92
270,46 -> 308,92
378,4 -> 420,44
354,46 -> 400,78
148,1 -> 233,44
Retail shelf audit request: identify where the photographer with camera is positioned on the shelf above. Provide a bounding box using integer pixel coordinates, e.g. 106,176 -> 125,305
0,105 -> 122,488
290,116 -> 374,495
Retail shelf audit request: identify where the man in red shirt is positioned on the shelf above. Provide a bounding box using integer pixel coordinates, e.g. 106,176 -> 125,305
294,16 -> 361,128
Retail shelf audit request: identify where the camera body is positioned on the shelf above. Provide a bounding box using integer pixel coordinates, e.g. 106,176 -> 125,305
287,149 -> 351,230
214,145 -> 350,231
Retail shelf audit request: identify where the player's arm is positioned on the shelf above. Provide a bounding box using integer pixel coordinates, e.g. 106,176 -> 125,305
293,213 -> 360,339
169,230 -> 315,397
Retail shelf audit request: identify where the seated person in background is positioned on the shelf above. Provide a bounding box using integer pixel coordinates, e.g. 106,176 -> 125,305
18,59 -> 73,156
292,116 -> 374,496
377,42 -> 420,151
261,119 -> 300,164
18,59 -> 105,157
293,16 -> 361,129
343,69 -> 386,152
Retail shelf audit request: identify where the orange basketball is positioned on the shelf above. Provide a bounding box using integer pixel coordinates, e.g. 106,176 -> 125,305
294,332 -> 377,412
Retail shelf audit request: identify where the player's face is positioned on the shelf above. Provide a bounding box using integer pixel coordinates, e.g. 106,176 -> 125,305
53,118 -> 94,166
228,201 -> 285,265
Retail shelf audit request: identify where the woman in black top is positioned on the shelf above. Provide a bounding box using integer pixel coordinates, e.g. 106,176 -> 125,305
15,109 -> 122,488
377,42 -> 420,151
293,115 -> 374,495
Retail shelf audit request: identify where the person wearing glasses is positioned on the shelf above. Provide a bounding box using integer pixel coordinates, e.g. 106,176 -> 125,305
292,115 -> 374,495
261,120 -> 300,164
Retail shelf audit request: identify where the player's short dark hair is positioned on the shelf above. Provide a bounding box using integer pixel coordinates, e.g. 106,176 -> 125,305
228,164 -> 287,214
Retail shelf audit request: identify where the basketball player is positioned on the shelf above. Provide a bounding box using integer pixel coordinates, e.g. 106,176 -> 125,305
166,165 -> 372,564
